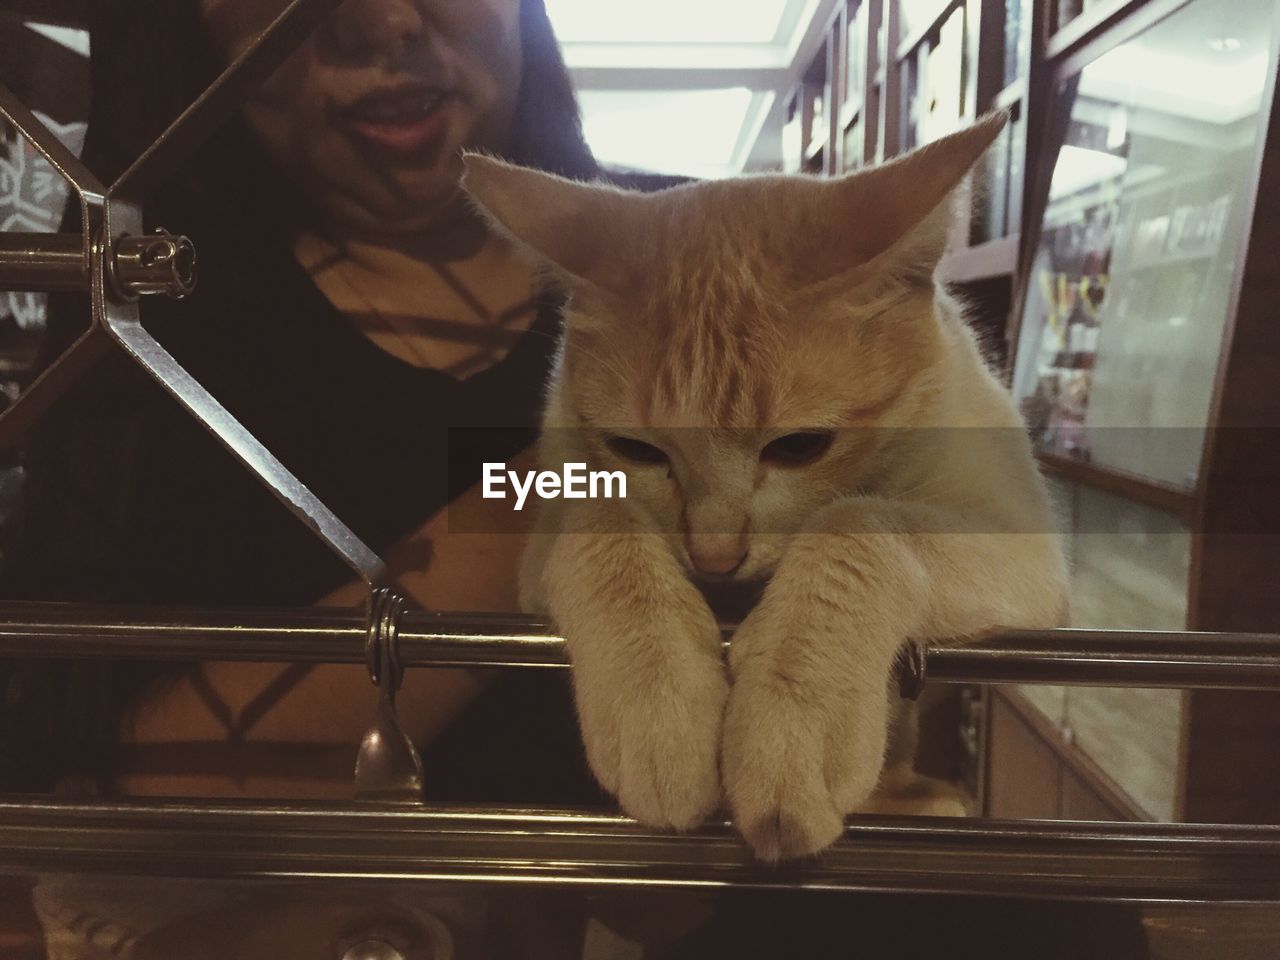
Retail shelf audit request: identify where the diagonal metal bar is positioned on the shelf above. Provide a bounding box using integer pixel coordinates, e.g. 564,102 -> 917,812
99,315 -> 386,584
108,0 -> 345,204
80,196 -> 385,583
0,82 -> 105,209
90,0 -> 386,585
0,798 -> 1277,903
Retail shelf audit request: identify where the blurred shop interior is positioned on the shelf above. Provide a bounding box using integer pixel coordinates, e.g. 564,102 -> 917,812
2,0 -> 1280,920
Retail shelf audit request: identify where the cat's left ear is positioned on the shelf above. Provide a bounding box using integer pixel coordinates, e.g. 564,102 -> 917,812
818,111 -> 1008,285
461,153 -> 642,292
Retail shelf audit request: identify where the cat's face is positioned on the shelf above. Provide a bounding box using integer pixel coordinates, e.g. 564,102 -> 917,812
464,116 -> 1004,580
551,244 -> 943,581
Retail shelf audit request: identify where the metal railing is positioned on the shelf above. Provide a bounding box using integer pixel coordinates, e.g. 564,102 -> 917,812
1,600 -> 1279,903
2,796 -> 1277,904
2,602 -> 1279,692
2,0 -> 1280,911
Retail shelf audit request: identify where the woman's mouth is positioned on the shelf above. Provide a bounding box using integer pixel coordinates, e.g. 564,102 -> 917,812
340,86 -> 453,156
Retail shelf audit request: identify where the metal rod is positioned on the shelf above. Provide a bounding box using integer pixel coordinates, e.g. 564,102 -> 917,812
0,797 -> 1276,903
97,320 -> 387,585
0,232 -> 88,291
0,231 -> 198,298
2,603 -> 1278,691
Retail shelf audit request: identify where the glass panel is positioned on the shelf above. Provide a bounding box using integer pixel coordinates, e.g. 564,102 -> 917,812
1060,480 -> 1187,821
1063,684 -> 1183,820
1051,479 -> 1190,630
1018,477 -> 1190,820
1012,0 -> 1277,487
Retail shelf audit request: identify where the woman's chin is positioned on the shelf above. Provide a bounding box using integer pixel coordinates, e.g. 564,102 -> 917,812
324,185 -> 475,237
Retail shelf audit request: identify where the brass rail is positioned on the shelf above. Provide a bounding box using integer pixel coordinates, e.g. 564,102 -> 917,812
1,602 -> 1279,691
1,798 -> 1277,904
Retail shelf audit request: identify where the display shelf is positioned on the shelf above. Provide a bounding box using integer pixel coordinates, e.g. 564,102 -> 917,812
1008,0 -> 1280,827
1046,0 -> 1176,61
805,129 -> 830,163
839,100 -> 861,132
1037,452 -> 1195,520
993,77 -> 1026,110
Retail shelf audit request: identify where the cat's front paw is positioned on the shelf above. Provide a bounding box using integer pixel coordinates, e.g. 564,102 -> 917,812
721,611 -> 893,861
573,638 -> 728,832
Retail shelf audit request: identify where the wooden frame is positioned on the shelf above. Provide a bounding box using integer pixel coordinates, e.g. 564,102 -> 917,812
789,0 -> 1280,824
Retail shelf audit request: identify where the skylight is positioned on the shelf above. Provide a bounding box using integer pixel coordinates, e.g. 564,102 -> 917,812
577,88 -> 762,179
545,0 -> 791,45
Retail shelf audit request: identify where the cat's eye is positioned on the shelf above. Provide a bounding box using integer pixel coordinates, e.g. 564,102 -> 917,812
761,431 -> 835,466
604,434 -> 669,465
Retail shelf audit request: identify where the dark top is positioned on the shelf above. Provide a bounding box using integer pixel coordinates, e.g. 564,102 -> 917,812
0,215 -> 602,804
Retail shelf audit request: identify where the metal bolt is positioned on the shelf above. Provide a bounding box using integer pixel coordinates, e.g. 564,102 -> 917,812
111,229 -> 197,300
340,939 -> 406,960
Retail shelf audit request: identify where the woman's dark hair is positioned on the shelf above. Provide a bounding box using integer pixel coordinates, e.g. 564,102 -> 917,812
0,0 -> 597,792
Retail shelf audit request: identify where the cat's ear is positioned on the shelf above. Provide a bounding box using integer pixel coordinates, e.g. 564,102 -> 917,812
461,153 -> 641,291
810,111 -> 1007,285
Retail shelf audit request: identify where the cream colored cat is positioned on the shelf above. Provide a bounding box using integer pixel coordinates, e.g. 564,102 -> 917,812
462,114 -> 1067,862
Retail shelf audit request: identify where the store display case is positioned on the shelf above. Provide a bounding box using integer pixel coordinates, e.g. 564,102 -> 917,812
786,0 -> 1020,351
999,0 -> 1280,825
785,0 -> 1280,826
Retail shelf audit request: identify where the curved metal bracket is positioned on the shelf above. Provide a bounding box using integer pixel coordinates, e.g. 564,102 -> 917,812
898,640 -> 927,700
354,588 -> 425,804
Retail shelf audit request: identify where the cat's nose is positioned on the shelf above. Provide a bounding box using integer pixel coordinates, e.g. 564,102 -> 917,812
687,534 -> 748,576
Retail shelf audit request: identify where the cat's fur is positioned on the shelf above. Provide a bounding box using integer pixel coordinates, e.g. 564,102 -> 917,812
462,114 -> 1067,861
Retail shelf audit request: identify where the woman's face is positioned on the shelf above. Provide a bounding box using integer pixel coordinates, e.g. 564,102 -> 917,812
198,0 -> 524,232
